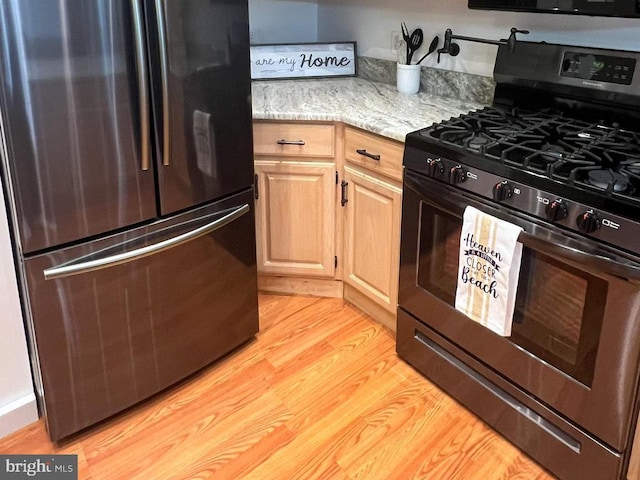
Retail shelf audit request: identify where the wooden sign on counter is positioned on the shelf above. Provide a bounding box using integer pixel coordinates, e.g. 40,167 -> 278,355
250,42 -> 357,80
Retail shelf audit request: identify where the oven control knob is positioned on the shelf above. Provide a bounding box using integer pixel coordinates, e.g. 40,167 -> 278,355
545,199 -> 568,222
492,181 -> 513,202
426,157 -> 444,178
576,210 -> 602,234
448,165 -> 467,184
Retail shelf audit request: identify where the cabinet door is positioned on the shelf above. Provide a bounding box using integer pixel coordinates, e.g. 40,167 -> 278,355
343,165 -> 402,313
255,161 -> 336,277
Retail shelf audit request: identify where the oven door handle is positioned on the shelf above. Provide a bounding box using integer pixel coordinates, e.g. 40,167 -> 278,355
521,231 -> 640,281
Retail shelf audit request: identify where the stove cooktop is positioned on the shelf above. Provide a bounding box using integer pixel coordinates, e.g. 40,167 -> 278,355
403,106 -> 640,256
418,106 -> 640,204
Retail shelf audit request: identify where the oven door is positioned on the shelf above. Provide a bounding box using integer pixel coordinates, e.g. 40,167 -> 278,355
398,170 -> 640,452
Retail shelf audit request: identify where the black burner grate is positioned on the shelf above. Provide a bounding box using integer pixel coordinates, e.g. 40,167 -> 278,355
420,106 -> 640,202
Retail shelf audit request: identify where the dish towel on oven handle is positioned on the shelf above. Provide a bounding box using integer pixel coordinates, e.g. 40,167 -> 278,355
454,206 -> 524,337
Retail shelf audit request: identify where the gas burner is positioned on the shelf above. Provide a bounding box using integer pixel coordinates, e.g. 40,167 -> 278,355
467,133 -> 493,149
427,122 -> 499,152
432,124 -> 498,152
583,145 -> 640,170
422,107 -> 540,151
543,159 -> 592,184
484,130 -> 584,171
540,143 -> 571,161
533,122 -> 596,151
587,170 -> 630,193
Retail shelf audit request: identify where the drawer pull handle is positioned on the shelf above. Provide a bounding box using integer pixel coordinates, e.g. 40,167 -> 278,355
277,139 -> 306,146
356,149 -> 381,161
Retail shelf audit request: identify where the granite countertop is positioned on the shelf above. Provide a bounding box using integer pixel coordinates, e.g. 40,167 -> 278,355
251,77 -> 486,143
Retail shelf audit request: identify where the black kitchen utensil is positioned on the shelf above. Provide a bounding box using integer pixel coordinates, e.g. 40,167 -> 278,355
416,36 -> 439,65
407,28 -> 423,64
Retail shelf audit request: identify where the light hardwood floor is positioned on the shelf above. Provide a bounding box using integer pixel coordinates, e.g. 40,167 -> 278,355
0,294 -> 556,479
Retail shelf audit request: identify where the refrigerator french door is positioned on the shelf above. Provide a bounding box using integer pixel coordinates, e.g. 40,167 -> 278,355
0,0 -> 258,440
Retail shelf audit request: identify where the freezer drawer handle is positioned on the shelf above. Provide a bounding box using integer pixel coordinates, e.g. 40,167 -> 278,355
43,204 -> 250,280
131,0 -> 150,171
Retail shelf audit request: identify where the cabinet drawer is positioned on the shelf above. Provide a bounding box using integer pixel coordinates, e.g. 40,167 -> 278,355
344,127 -> 403,181
253,122 -> 335,158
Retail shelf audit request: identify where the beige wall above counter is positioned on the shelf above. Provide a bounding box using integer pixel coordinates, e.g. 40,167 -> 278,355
251,77 -> 485,142
249,0 -> 640,79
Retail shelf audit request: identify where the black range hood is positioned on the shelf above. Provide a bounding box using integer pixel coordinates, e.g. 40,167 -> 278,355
468,0 -> 640,17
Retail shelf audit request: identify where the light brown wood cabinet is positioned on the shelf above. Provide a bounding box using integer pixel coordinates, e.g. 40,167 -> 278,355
253,121 -> 341,297
253,121 -> 404,329
254,160 -> 336,278
341,127 -> 403,331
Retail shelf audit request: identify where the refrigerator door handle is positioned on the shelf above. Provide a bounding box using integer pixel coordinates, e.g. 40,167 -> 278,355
131,0 -> 150,171
155,0 -> 171,166
43,204 -> 250,280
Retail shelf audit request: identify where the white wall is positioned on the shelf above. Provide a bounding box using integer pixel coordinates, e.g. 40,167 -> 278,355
316,0 -> 640,77
249,0 -> 319,43
0,182 -> 37,439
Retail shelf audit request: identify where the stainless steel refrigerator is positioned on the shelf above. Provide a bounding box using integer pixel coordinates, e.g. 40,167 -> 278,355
0,0 -> 259,441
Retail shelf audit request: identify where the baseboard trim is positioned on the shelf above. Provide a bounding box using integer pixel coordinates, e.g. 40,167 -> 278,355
343,284 -> 397,333
258,276 -> 397,332
0,393 -> 38,439
258,275 -> 343,298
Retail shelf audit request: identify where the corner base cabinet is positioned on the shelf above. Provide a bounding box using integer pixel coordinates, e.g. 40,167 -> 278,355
253,121 -> 404,331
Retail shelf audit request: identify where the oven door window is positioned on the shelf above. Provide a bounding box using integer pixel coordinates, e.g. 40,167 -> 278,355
416,200 -> 607,386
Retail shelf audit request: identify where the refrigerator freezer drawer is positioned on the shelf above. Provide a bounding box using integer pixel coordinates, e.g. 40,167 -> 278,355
24,190 -> 259,441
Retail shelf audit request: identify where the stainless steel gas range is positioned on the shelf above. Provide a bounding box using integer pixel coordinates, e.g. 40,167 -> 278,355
396,41 -> 640,480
